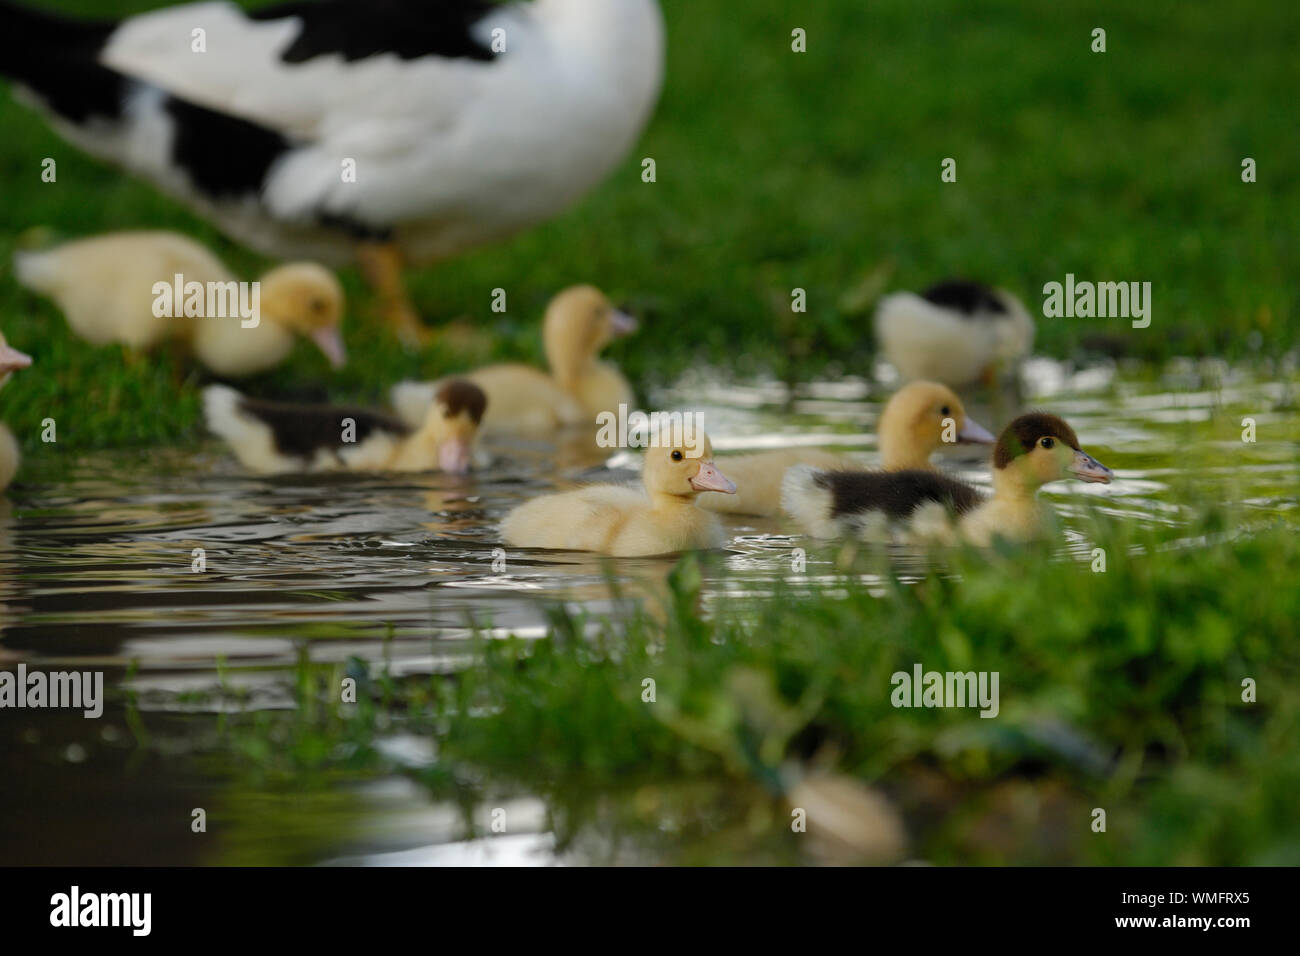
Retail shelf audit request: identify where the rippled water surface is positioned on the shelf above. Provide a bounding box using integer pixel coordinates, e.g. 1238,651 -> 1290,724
2,360 -> 1297,864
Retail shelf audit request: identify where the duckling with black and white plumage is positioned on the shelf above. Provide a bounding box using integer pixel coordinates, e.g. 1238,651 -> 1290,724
782,412 -> 1112,546
203,378 -> 487,476
874,279 -> 1035,389
697,380 -> 995,517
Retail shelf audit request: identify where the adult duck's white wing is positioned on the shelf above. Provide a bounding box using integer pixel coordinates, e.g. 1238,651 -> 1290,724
99,0 -> 502,138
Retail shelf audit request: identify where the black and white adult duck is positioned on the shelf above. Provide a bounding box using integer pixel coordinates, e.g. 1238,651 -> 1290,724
0,0 -> 665,343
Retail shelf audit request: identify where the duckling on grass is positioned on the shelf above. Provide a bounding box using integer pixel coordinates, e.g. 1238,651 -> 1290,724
782,412 -> 1111,546
501,432 -> 737,557
0,333 -> 32,491
15,232 -> 346,376
203,379 -> 486,476
874,279 -> 1034,388
698,380 -> 995,516
391,285 -> 635,434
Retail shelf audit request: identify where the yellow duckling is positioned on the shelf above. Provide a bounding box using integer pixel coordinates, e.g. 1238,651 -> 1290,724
502,432 -> 737,557
874,279 -> 1034,387
0,333 -> 32,491
203,380 -> 486,475
391,285 -> 636,434
699,380 -> 995,516
14,231 -> 347,376
782,412 -> 1112,545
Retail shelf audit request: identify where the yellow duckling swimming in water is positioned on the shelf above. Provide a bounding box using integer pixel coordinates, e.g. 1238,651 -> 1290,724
502,431 -> 737,557
392,285 -> 636,435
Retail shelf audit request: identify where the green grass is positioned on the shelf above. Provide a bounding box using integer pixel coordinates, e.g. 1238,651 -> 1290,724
1,0 -> 1297,450
181,513 -> 1299,864
1,0 -> 1297,867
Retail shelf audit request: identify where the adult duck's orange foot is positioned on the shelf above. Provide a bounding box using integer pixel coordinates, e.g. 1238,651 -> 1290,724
386,301 -> 434,349
357,242 -> 431,348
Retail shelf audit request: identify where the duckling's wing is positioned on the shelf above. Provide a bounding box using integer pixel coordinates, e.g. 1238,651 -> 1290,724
204,386 -> 408,473
700,448 -> 849,516
238,397 -> 409,459
466,365 -> 585,432
783,465 -> 982,539
501,484 -> 646,552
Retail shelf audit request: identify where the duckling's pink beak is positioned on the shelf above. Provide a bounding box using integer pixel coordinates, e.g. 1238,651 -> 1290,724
690,461 -> 736,494
609,309 -> 639,337
311,327 -> 347,369
957,417 -> 996,444
0,344 -> 33,373
439,437 -> 473,476
1070,449 -> 1113,483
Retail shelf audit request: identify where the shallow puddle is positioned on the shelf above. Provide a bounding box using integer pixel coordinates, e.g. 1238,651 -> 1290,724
1,358 -> 1296,864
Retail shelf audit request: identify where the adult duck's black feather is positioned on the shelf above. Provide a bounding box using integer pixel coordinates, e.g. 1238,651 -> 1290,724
921,279 -> 1007,317
0,13 -> 292,201
814,468 -> 983,520
2,50 -> 133,124
30,62 -> 288,200
0,1 -> 116,59
238,397 -> 410,461
250,0 -> 498,63
164,96 -> 292,199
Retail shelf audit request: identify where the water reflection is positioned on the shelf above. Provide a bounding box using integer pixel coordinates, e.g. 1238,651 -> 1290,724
0,360 -> 1296,864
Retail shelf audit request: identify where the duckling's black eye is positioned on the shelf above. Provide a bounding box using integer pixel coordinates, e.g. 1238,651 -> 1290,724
1040,437 -> 1055,449
671,450 -> 683,461
940,405 -> 951,417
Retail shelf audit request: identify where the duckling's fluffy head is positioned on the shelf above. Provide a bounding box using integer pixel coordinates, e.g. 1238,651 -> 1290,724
878,380 -> 994,467
543,285 -> 637,381
0,331 -> 32,388
257,263 -> 347,368
993,413 -> 1113,487
642,431 -> 737,499
420,379 -> 488,475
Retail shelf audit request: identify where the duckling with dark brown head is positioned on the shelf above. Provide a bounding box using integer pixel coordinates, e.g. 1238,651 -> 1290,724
782,412 -> 1111,544
203,379 -> 487,475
